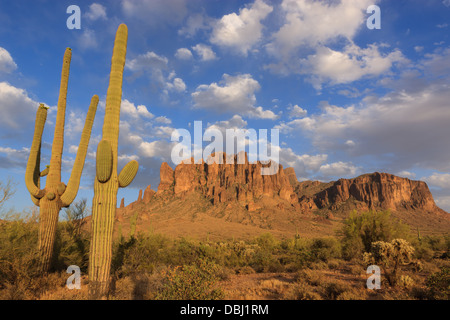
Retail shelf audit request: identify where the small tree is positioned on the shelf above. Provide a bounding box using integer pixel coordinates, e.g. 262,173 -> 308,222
341,210 -> 410,259
63,198 -> 88,238
363,238 -> 415,286
0,178 -> 16,213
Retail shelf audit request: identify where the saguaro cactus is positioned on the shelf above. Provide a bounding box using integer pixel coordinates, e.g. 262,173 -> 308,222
25,48 -> 98,273
88,24 -> 138,298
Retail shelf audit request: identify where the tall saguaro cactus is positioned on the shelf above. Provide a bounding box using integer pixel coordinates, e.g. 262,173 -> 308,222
89,24 -> 138,298
25,48 -> 98,273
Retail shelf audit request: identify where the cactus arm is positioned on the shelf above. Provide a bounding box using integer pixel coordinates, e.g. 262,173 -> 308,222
25,104 -> 47,199
96,139 -> 113,183
40,165 -> 50,177
60,95 -> 98,207
118,160 -> 139,188
47,47 -> 71,186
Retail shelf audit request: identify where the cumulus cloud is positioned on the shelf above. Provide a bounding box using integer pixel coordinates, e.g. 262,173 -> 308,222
121,99 -> 154,119
0,146 -> 30,169
302,44 -> 406,89
178,12 -> 213,38
0,47 -> 17,74
263,0 -> 405,89
0,82 -> 39,130
191,44 -> 217,61
288,105 -> 307,118
279,47 -> 450,173
278,147 -> 328,179
210,0 -> 273,55
424,173 -> 450,189
267,0 -> 375,58
126,51 -> 186,97
319,161 -> 359,178
85,3 -> 107,21
192,73 -> 278,119
126,51 -> 168,75
175,48 -> 193,60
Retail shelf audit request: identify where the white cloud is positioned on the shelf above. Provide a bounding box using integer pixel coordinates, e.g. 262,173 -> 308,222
155,116 -> 172,124
302,44 -> 406,89
424,173 -> 450,189
285,69 -> 450,172
77,28 -> 98,50
191,44 -> 217,61
267,0 -> 375,58
175,48 -> 193,60
319,161 -> 359,178
0,47 -> 17,73
279,147 -> 328,179
207,115 -> 248,132
192,73 -> 277,119
210,0 -> 273,55
126,51 -> 168,73
85,3 -> 107,21
126,51 -> 186,97
178,13 -> 213,38
121,99 -> 154,119
288,105 -> 307,118
166,77 -> 186,92
0,82 -> 39,129
397,170 -> 416,179
0,146 -> 30,169
443,0 -> 450,7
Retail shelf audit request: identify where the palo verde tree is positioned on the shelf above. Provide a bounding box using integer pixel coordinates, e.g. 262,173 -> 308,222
88,24 -> 138,299
25,48 -> 98,273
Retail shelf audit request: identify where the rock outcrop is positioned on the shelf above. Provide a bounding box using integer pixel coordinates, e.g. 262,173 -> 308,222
121,153 -> 446,218
158,152 -> 296,207
294,172 -> 443,214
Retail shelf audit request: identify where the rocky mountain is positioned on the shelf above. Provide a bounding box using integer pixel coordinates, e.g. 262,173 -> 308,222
116,153 -> 449,239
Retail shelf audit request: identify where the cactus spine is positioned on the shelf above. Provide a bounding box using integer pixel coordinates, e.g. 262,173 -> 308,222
25,48 -> 98,273
89,24 -> 138,299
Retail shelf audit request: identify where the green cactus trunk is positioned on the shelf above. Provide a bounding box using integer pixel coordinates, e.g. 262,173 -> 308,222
25,48 -> 98,273
37,196 -> 61,272
89,24 -> 138,299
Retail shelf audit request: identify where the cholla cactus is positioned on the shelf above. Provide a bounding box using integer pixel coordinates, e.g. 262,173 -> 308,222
25,48 -> 98,273
363,238 -> 415,286
88,24 -> 138,299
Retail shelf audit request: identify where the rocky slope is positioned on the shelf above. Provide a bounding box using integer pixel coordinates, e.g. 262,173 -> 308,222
116,153 -> 449,238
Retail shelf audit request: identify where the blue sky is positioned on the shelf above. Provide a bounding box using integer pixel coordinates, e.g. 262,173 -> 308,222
1,0 -> 450,214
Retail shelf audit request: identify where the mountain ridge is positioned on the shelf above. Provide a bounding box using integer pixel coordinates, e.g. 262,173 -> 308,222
113,153 -> 449,239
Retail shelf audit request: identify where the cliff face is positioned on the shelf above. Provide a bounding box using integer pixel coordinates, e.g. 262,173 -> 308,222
123,153 -> 445,217
158,152 -> 296,206
295,172 -> 441,214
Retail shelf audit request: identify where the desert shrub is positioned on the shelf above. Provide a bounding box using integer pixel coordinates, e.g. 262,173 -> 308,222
426,267 -> 450,300
236,266 -> 255,275
363,239 -> 415,286
398,275 -> 414,290
155,258 -> 224,300
295,269 -> 324,287
111,233 -> 171,277
309,237 -> 341,262
341,210 -> 410,260
322,281 -> 352,300
285,282 -> 321,300
0,212 -> 41,299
